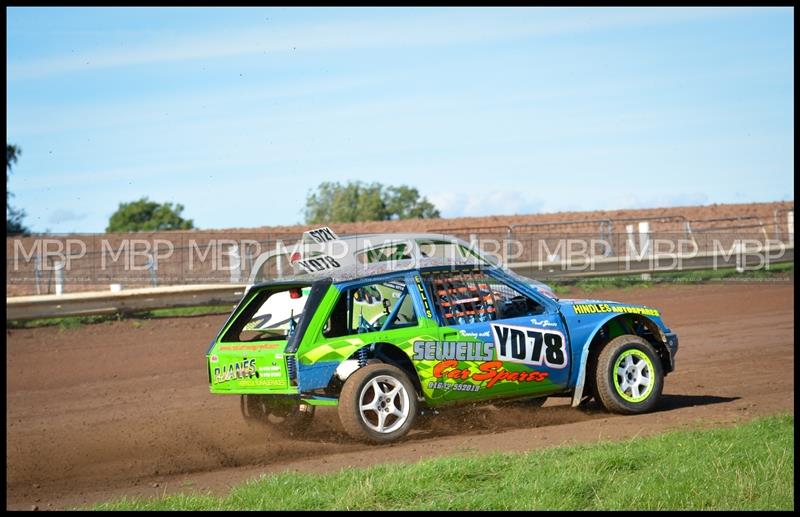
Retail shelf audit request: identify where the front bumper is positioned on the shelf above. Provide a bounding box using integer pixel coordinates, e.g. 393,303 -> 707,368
664,332 -> 679,372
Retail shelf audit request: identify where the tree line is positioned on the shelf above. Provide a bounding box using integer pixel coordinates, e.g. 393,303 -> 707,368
6,143 -> 440,234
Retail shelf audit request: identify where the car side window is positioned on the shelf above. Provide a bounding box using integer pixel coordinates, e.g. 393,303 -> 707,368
355,242 -> 414,265
324,277 -> 419,338
424,270 -> 544,326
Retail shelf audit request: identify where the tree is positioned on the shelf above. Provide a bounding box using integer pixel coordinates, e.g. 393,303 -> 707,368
384,185 -> 440,220
106,197 -> 195,232
304,181 -> 441,224
7,143 -> 29,235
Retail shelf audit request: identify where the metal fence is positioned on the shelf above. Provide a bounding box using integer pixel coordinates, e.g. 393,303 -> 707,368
6,209 -> 794,297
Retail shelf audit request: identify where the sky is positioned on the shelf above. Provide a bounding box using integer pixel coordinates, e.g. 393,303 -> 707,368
5,7 -> 794,233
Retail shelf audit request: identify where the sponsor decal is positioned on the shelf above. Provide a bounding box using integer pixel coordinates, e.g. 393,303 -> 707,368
414,275 -> 434,319
571,303 -> 660,317
256,364 -> 285,379
219,344 -> 280,351
428,380 -> 480,392
492,324 -> 568,369
303,226 -> 339,244
413,341 -> 493,361
238,378 -> 286,387
459,329 -> 491,338
295,255 -> 341,273
530,318 -> 557,328
213,358 -> 258,384
432,359 -> 548,389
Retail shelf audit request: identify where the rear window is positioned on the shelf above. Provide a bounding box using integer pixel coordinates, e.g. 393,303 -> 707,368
222,285 -> 312,342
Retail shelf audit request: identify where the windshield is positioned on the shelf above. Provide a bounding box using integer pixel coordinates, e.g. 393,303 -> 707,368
503,269 -> 559,301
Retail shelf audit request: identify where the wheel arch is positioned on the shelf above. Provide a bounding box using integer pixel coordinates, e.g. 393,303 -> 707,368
324,342 -> 423,399
571,313 -> 671,407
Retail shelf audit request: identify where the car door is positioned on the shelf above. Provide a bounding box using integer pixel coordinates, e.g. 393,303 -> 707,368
298,273 -> 437,391
420,268 -> 570,404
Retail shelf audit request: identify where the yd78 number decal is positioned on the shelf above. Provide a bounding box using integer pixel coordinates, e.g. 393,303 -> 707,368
295,255 -> 341,273
491,324 -> 568,369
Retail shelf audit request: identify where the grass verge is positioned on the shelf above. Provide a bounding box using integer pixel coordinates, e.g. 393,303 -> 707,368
92,413 -> 793,510
552,261 -> 794,294
10,263 -> 793,328
6,305 -> 233,330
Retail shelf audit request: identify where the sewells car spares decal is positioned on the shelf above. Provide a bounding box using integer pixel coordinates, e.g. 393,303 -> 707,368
413,340 -> 550,390
491,324 -> 568,369
432,360 -> 548,389
413,341 -> 493,361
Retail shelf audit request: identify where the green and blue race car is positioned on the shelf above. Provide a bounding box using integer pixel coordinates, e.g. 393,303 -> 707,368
207,256 -> 678,444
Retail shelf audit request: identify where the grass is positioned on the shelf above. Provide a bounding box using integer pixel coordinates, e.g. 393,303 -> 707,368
6,305 -> 233,330
92,413 -> 794,511
552,261 -> 794,295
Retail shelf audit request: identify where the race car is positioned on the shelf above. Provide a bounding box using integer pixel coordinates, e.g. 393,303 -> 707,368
207,255 -> 678,444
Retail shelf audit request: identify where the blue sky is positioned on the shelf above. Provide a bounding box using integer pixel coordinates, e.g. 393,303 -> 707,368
6,7 -> 794,233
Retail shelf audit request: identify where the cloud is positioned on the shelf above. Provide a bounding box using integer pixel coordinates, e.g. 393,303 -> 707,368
8,8 -> 742,80
429,190 -> 544,218
48,208 -> 88,224
615,192 -> 710,210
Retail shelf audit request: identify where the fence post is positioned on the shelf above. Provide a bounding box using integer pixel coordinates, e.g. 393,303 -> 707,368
275,241 -> 283,279
146,252 -> 158,287
34,255 -> 42,295
625,224 -> 636,258
244,246 -> 253,277
638,222 -> 651,280
735,241 -> 744,273
638,221 -> 651,257
599,221 -> 606,256
600,220 -> 614,257
505,227 -> 512,266
229,244 -> 241,283
54,260 -> 65,295
684,221 -> 698,250
788,211 -> 794,247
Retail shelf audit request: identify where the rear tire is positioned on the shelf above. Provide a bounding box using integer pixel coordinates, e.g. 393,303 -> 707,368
241,395 -> 315,437
338,363 -> 418,444
593,335 -> 663,414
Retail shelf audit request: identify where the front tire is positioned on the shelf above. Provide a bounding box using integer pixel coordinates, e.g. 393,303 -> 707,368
338,363 -> 418,444
593,335 -> 663,414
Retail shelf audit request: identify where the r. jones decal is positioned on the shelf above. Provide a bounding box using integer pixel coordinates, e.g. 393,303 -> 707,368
491,324 -> 568,369
214,358 -> 257,384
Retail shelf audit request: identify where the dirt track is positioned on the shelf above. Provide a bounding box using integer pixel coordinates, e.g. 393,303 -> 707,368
6,281 -> 795,509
